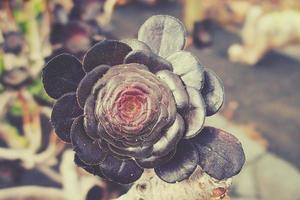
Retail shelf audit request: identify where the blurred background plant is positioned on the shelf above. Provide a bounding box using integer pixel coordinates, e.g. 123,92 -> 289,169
1,0 -> 300,200
183,0 -> 300,64
0,0 -> 126,199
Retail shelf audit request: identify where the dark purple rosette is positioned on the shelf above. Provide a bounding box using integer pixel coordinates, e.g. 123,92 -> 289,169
42,15 -> 245,184
49,2 -> 106,60
2,31 -> 24,54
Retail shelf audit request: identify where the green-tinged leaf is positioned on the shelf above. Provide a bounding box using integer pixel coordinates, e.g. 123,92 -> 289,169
10,100 -> 23,116
0,122 -> 28,148
0,51 -> 4,74
0,84 -> 4,94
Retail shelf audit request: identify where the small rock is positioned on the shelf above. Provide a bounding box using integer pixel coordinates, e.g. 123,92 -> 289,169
255,154 -> 300,200
231,164 -> 259,198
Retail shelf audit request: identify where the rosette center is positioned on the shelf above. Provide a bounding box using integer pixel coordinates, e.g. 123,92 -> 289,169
116,87 -> 147,123
95,64 -> 176,139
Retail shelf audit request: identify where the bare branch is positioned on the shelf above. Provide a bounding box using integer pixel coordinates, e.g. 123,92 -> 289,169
0,141 -> 57,169
0,91 -> 17,119
60,150 -> 81,200
36,165 -> 63,185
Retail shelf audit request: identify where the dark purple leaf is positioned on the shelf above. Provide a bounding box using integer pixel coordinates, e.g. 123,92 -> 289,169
83,95 -> 101,139
100,155 -> 144,184
77,65 -> 110,108
108,143 -> 153,159
51,92 -> 83,143
136,149 -> 175,169
63,22 -> 92,54
71,116 -> 107,165
124,50 -> 172,72
154,140 -> 198,183
83,40 -> 132,72
42,53 -> 85,99
152,114 -> 184,156
86,185 -> 105,200
3,31 -> 24,54
191,127 -> 245,180
74,154 -> 104,177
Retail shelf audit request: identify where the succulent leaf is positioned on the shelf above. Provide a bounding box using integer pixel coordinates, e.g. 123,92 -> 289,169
191,127 -> 245,180
42,53 -> 85,99
201,69 -> 224,116
152,114 -> 185,156
167,51 -> 204,90
77,64 -> 110,108
136,149 -> 176,169
83,40 -> 132,72
121,38 -> 152,52
154,140 -> 198,183
156,70 -> 189,110
182,87 -> 206,139
51,92 -> 83,143
108,143 -> 153,159
138,15 -> 186,58
71,116 -> 107,165
124,50 -> 172,72
83,95 -> 101,139
74,154 -> 104,178
100,155 -> 144,184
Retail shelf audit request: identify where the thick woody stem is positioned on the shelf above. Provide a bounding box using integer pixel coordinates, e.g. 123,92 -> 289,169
116,167 -> 232,200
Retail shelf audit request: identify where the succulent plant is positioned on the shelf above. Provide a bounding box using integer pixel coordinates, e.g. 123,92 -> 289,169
42,15 -> 245,184
2,31 -> 24,54
50,21 -> 93,56
0,67 -> 32,89
49,2 -> 105,59
70,0 -> 105,22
